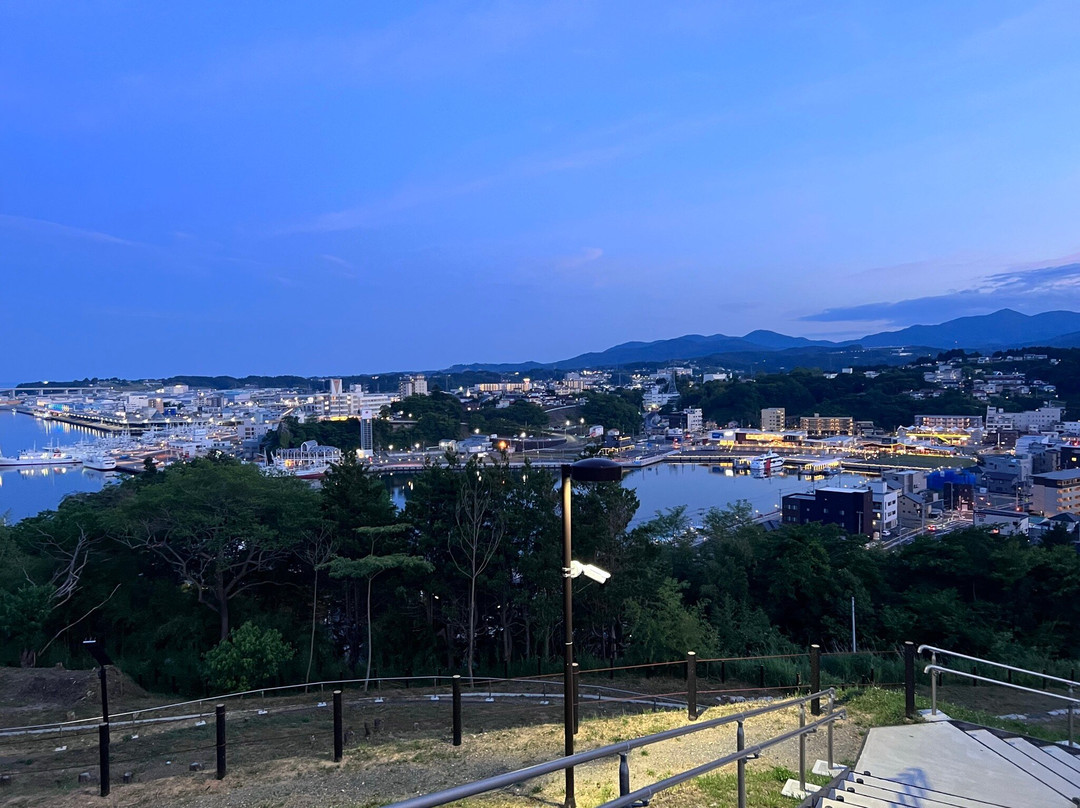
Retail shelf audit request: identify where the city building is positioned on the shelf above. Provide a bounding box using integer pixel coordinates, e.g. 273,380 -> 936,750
760,407 -> 785,432
973,508 -> 1029,535
985,405 -> 1063,434
1030,469 -> 1080,516
798,413 -> 854,437
866,480 -> 899,532
399,375 -> 429,398
915,414 -> 984,431
781,487 -> 873,535
898,491 -> 932,530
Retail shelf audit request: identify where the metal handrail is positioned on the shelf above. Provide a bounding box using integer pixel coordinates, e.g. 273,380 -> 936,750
386,689 -> 843,808
924,666 -> 1080,705
918,644 -> 1080,690
923,662 -> 1078,748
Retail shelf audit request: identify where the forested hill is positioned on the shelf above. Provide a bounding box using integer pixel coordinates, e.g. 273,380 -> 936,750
2,454 -> 1080,697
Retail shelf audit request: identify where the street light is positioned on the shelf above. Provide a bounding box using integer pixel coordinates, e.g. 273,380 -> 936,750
560,457 -> 622,808
83,638 -> 113,724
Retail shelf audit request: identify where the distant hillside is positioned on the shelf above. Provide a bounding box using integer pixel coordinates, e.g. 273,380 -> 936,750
526,309 -> 1080,371
854,309 -> 1080,349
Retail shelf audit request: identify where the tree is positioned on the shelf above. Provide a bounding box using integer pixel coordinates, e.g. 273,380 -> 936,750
450,457 -> 507,681
324,524 -> 433,688
203,621 -> 295,692
112,456 -> 321,641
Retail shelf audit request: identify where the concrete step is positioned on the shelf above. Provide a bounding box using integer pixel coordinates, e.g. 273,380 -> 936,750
820,794 -> 909,808
833,777 -> 993,803
840,771 -> 1011,808
829,781 -> 983,807
1044,744 -> 1080,775
855,722 -> 1073,807
1002,736 -> 1080,788
965,729 -> 1080,800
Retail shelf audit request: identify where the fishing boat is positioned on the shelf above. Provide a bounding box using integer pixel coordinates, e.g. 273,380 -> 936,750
749,452 -> 785,475
0,447 -> 80,467
82,453 -> 117,471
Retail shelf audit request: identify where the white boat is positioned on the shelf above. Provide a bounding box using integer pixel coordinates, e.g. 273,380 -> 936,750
82,453 -> 117,471
0,447 -> 81,467
749,452 -> 785,475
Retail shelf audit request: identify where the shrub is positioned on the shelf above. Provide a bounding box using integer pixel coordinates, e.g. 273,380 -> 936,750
203,621 -> 295,693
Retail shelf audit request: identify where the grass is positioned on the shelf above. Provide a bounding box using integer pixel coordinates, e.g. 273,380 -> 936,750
693,765 -> 831,808
866,453 -> 977,469
841,686 -> 1068,743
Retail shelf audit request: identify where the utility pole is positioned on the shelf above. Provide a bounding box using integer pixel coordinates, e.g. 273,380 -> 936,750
851,597 -> 856,654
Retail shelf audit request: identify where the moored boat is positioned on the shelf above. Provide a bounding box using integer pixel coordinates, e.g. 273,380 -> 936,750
0,447 -> 80,467
749,452 -> 785,475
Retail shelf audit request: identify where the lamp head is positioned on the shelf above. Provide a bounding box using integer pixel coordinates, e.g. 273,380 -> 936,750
569,560 -> 612,584
83,638 -> 113,667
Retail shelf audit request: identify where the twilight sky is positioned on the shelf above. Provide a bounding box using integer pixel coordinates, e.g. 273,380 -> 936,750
4,1 -> 1080,380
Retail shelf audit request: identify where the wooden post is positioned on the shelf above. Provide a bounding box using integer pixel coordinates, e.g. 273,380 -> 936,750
452,675 -> 462,746
687,652 -> 698,720
98,723 -> 110,798
333,690 -> 343,762
215,704 -> 226,780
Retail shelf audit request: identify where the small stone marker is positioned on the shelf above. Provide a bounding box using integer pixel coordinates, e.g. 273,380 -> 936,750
189,762 -> 202,771
122,772 -> 134,784
78,772 -> 92,784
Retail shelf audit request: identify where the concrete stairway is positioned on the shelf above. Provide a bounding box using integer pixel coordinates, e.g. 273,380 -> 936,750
810,719 -> 1080,807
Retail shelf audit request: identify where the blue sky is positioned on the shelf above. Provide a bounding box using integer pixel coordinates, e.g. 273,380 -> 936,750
3,1 -> 1080,380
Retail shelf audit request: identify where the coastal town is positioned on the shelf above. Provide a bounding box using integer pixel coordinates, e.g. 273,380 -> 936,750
4,348 -> 1078,547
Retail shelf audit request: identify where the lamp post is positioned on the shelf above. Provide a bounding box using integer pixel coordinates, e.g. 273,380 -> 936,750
83,639 -> 113,724
560,457 -> 622,808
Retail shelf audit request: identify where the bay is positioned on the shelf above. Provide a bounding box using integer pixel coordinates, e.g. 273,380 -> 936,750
0,411 -> 110,523
2,409 -> 874,529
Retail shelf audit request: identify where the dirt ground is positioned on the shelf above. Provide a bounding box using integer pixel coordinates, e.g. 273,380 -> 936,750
5,666 -> 1066,808
0,689 -> 863,808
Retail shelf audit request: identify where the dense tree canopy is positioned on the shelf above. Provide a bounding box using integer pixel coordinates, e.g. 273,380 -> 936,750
2,452 -> 1080,696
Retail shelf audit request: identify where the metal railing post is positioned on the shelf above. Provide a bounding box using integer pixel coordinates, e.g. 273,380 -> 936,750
930,652 -> 938,715
452,676 -> 462,746
798,704 -> 806,794
810,645 -> 821,716
216,704 -> 226,780
333,690 -> 344,762
687,652 -> 698,720
618,753 -> 630,798
736,720 -> 746,808
572,662 -> 580,734
1071,686 -> 1075,749
904,641 -> 916,718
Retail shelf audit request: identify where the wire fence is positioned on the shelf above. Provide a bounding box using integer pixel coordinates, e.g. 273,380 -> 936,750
0,646 -> 914,797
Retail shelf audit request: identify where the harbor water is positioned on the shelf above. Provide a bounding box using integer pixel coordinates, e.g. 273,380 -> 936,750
0,410 -> 110,523
2,410 -> 872,527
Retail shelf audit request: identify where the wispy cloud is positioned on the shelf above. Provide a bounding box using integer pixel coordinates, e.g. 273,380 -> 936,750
279,111 -> 728,236
557,247 -> 604,269
0,213 -> 139,247
802,261 -> 1080,324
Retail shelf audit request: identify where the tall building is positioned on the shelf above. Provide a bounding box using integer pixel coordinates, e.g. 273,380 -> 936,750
399,375 -> 429,398
359,409 -> 374,456
760,407 -> 785,432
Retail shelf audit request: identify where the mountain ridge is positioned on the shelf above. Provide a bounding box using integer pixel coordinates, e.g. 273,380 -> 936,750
444,309 -> 1080,373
